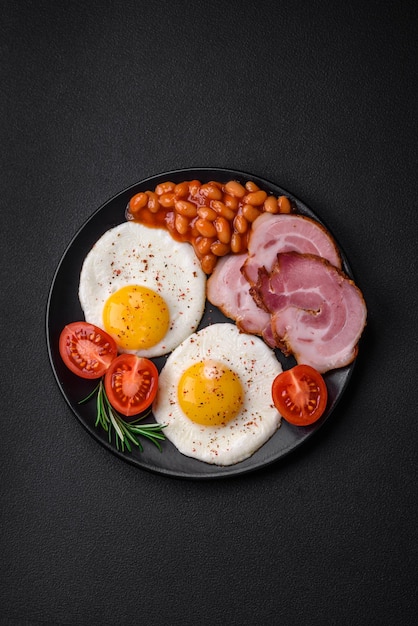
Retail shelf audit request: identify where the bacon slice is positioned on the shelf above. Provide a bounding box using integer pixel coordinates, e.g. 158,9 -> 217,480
243,213 -> 342,285
251,252 -> 367,372
206,253 -> 275,346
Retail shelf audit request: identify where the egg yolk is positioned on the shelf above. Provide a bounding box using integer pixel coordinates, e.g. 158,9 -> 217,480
178,360 -> 243,426
103,285 -> 170,350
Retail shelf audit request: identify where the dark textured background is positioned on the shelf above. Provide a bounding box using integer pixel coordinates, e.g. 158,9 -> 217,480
1,1 -> 417,624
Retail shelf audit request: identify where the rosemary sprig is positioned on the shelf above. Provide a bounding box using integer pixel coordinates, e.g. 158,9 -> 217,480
79,379 -> 166,453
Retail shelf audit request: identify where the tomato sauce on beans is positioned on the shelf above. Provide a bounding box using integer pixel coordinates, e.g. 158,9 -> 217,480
126,179 -> 293,274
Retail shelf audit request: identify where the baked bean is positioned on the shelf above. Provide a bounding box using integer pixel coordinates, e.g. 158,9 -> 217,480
242,203 -> 261,222
211,241 -> 230,256
224,180 -> 246,198
174,199 -> 198,218
245,180 -> 260,192
201,253 -> 217,274
174,181 -> 190,197
146,191 -> 160,213
264,195 -> 279,213
211,200 -> 236,221
241,230 -> 250,249
175,213 -> 189,235
200,182 -> 223,200
188,179 -> 201,195
278,195 -> 292,213
159,192 -> 175,208
223,194 -> 239,210
230,232 -> 242,253
129,192 -> 148,215
233,213 -> 248,234
214,216 -> 231,244
195,236 -> 216,256
244,190 -> 267,205
155,181 -> 175,195
190,222 -> 200,239
195,218 -> 217,238
197,206 -> 217,221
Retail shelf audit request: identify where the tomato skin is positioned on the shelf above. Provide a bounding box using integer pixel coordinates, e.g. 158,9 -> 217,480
271,365 -> 328,426
104,354 -> 159,417
59,322 -> 118,379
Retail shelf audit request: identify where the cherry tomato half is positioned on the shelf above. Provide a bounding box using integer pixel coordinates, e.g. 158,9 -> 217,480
271,364 -> 328,426
59,322 -> 118,379
104,354 -> 159,417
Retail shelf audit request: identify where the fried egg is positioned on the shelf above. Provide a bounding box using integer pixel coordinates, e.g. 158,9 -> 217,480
78,221 -> 206,357
153,323 -> 283,465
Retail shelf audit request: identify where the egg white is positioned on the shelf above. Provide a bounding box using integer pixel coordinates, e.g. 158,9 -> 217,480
153,323 -> 283,466
78,221 -> 206,357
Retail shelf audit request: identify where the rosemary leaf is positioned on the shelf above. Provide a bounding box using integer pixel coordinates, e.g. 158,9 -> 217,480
117,419 -> 141,449
95,389 -> 105,429
108,408 -> 124,442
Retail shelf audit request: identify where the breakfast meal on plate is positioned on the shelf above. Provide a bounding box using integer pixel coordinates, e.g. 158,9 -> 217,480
58,175 -> 367,466
152,323 -> 283,465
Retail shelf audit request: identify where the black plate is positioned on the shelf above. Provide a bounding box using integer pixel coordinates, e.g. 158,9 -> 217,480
46,168 -> 356,479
